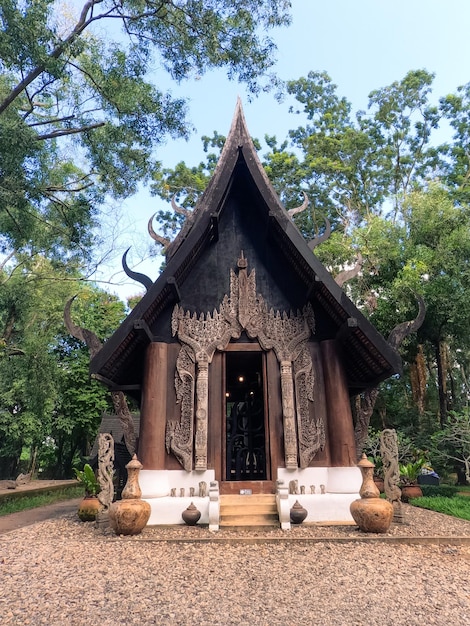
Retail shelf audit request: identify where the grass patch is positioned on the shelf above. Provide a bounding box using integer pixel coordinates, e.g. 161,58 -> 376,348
0,486 -> 83,517
410,495 -> 470,522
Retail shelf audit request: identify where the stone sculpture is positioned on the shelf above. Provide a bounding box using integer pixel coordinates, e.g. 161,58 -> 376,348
289,479 -> 299,495
380,428 -> 403,523
97,433 -> 114,510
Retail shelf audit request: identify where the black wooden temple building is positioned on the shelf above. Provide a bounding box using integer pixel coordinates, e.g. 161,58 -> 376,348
90,101 -> 400,496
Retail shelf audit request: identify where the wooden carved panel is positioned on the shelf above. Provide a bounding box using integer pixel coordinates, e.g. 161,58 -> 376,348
169,252 -> 324,471
165,345 -> 195,471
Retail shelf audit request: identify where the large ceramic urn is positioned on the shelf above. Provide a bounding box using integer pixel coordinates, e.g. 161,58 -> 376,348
350,454 -> 394,533
109,455 -> 151,535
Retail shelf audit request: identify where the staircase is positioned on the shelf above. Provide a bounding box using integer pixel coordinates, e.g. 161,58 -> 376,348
219,494 -> 279,527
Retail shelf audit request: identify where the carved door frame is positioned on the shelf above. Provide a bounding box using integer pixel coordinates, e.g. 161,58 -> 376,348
167,253 -> 325,473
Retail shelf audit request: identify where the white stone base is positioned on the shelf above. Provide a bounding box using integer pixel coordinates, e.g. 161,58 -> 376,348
287,493 -> 358,523
136,466 -> 361,531
276,467 -> 362,529
139,469 -> 219,530
143,496 -> 210,526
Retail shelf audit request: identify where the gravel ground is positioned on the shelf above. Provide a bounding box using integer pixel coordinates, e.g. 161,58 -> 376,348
1,505 -> 469,626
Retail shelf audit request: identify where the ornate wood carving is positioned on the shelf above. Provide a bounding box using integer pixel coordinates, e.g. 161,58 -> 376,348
170,252 -> 322,471
97,433 -> 115,509
166,345 -> 195,471
294,346 -> 325,468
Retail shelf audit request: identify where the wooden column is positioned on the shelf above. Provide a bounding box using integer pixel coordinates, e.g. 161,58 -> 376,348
320,339 -> 356,466
138,342 -> 168,469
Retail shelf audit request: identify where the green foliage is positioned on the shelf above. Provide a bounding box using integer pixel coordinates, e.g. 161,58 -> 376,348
430,411 -> 470,484
409,495 -> 470,521
74,463 -> 100,497
419,484 -> 459,498
0,0 -> 292,308
0,274 -> 125,478
399,457 -> 427,485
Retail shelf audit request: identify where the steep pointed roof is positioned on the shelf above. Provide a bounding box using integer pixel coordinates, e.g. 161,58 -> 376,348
90,101 -> 401,398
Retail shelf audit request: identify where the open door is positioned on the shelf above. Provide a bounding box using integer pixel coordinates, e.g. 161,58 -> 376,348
224,350 -> 269,483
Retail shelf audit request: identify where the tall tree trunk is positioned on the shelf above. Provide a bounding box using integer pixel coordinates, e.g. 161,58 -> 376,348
436,341 -> 448,427
409,344 -> 427,420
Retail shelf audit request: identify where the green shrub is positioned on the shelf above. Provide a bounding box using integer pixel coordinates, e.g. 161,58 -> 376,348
419,484 -> 459,498
409,495 -> 470,521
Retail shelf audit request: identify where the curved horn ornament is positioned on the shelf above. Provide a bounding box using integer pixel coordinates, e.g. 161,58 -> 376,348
171,195 -> 191,218
288,191 -> 309,218
148,213 -> 171,249
334,253 -> 363,288
387,294 -> 426,350
308,217 -> 332,251
122,248 -> 153,292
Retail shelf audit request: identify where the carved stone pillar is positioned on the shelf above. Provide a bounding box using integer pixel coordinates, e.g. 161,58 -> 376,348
320,339 -> 356,466
138,342 -> 168,469
280,360 -> 298,468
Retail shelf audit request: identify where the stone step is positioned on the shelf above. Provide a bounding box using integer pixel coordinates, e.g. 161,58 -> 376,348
220,513 -> 279,527
219,494 -> 279,527
221,503 -> 277,515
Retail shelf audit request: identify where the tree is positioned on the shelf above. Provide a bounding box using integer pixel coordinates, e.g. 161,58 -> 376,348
0,1 -> 291,265
0,267 -> 126,478
149,70 -> 470,446
431,411 -> 470,484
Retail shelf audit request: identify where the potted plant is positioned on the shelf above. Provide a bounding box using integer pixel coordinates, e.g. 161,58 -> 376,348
399,457 -> 426,502
74,463 -> 102,521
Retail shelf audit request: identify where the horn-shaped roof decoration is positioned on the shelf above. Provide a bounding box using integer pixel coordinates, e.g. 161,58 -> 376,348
90,99 -> 401,401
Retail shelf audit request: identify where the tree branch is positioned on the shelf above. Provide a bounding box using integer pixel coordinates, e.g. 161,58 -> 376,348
0,0 -> 110,115
35,121 -> 105,140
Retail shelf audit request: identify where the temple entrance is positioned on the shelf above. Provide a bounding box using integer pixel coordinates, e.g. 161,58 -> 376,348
225,350 -> 268,482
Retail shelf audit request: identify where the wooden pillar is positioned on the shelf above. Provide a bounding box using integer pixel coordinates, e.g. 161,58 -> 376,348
320,339 -> 356,466
138,342 -> 168,469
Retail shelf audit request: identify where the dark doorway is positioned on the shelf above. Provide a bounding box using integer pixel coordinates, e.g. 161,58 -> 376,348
225,351 -> 267,481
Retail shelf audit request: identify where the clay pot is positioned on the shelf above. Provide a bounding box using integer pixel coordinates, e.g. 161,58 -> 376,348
182,502 -> 201,526
78,496 -> 102,522
350,497 -> 394,533
290,500 -> 308,524
108,455 -> 151,536
401,484 -> 423,503
350,454 -> 393,534
109,498 -> 151,535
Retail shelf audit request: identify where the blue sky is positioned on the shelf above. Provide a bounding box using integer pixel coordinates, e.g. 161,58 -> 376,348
98,0 -> 470,301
